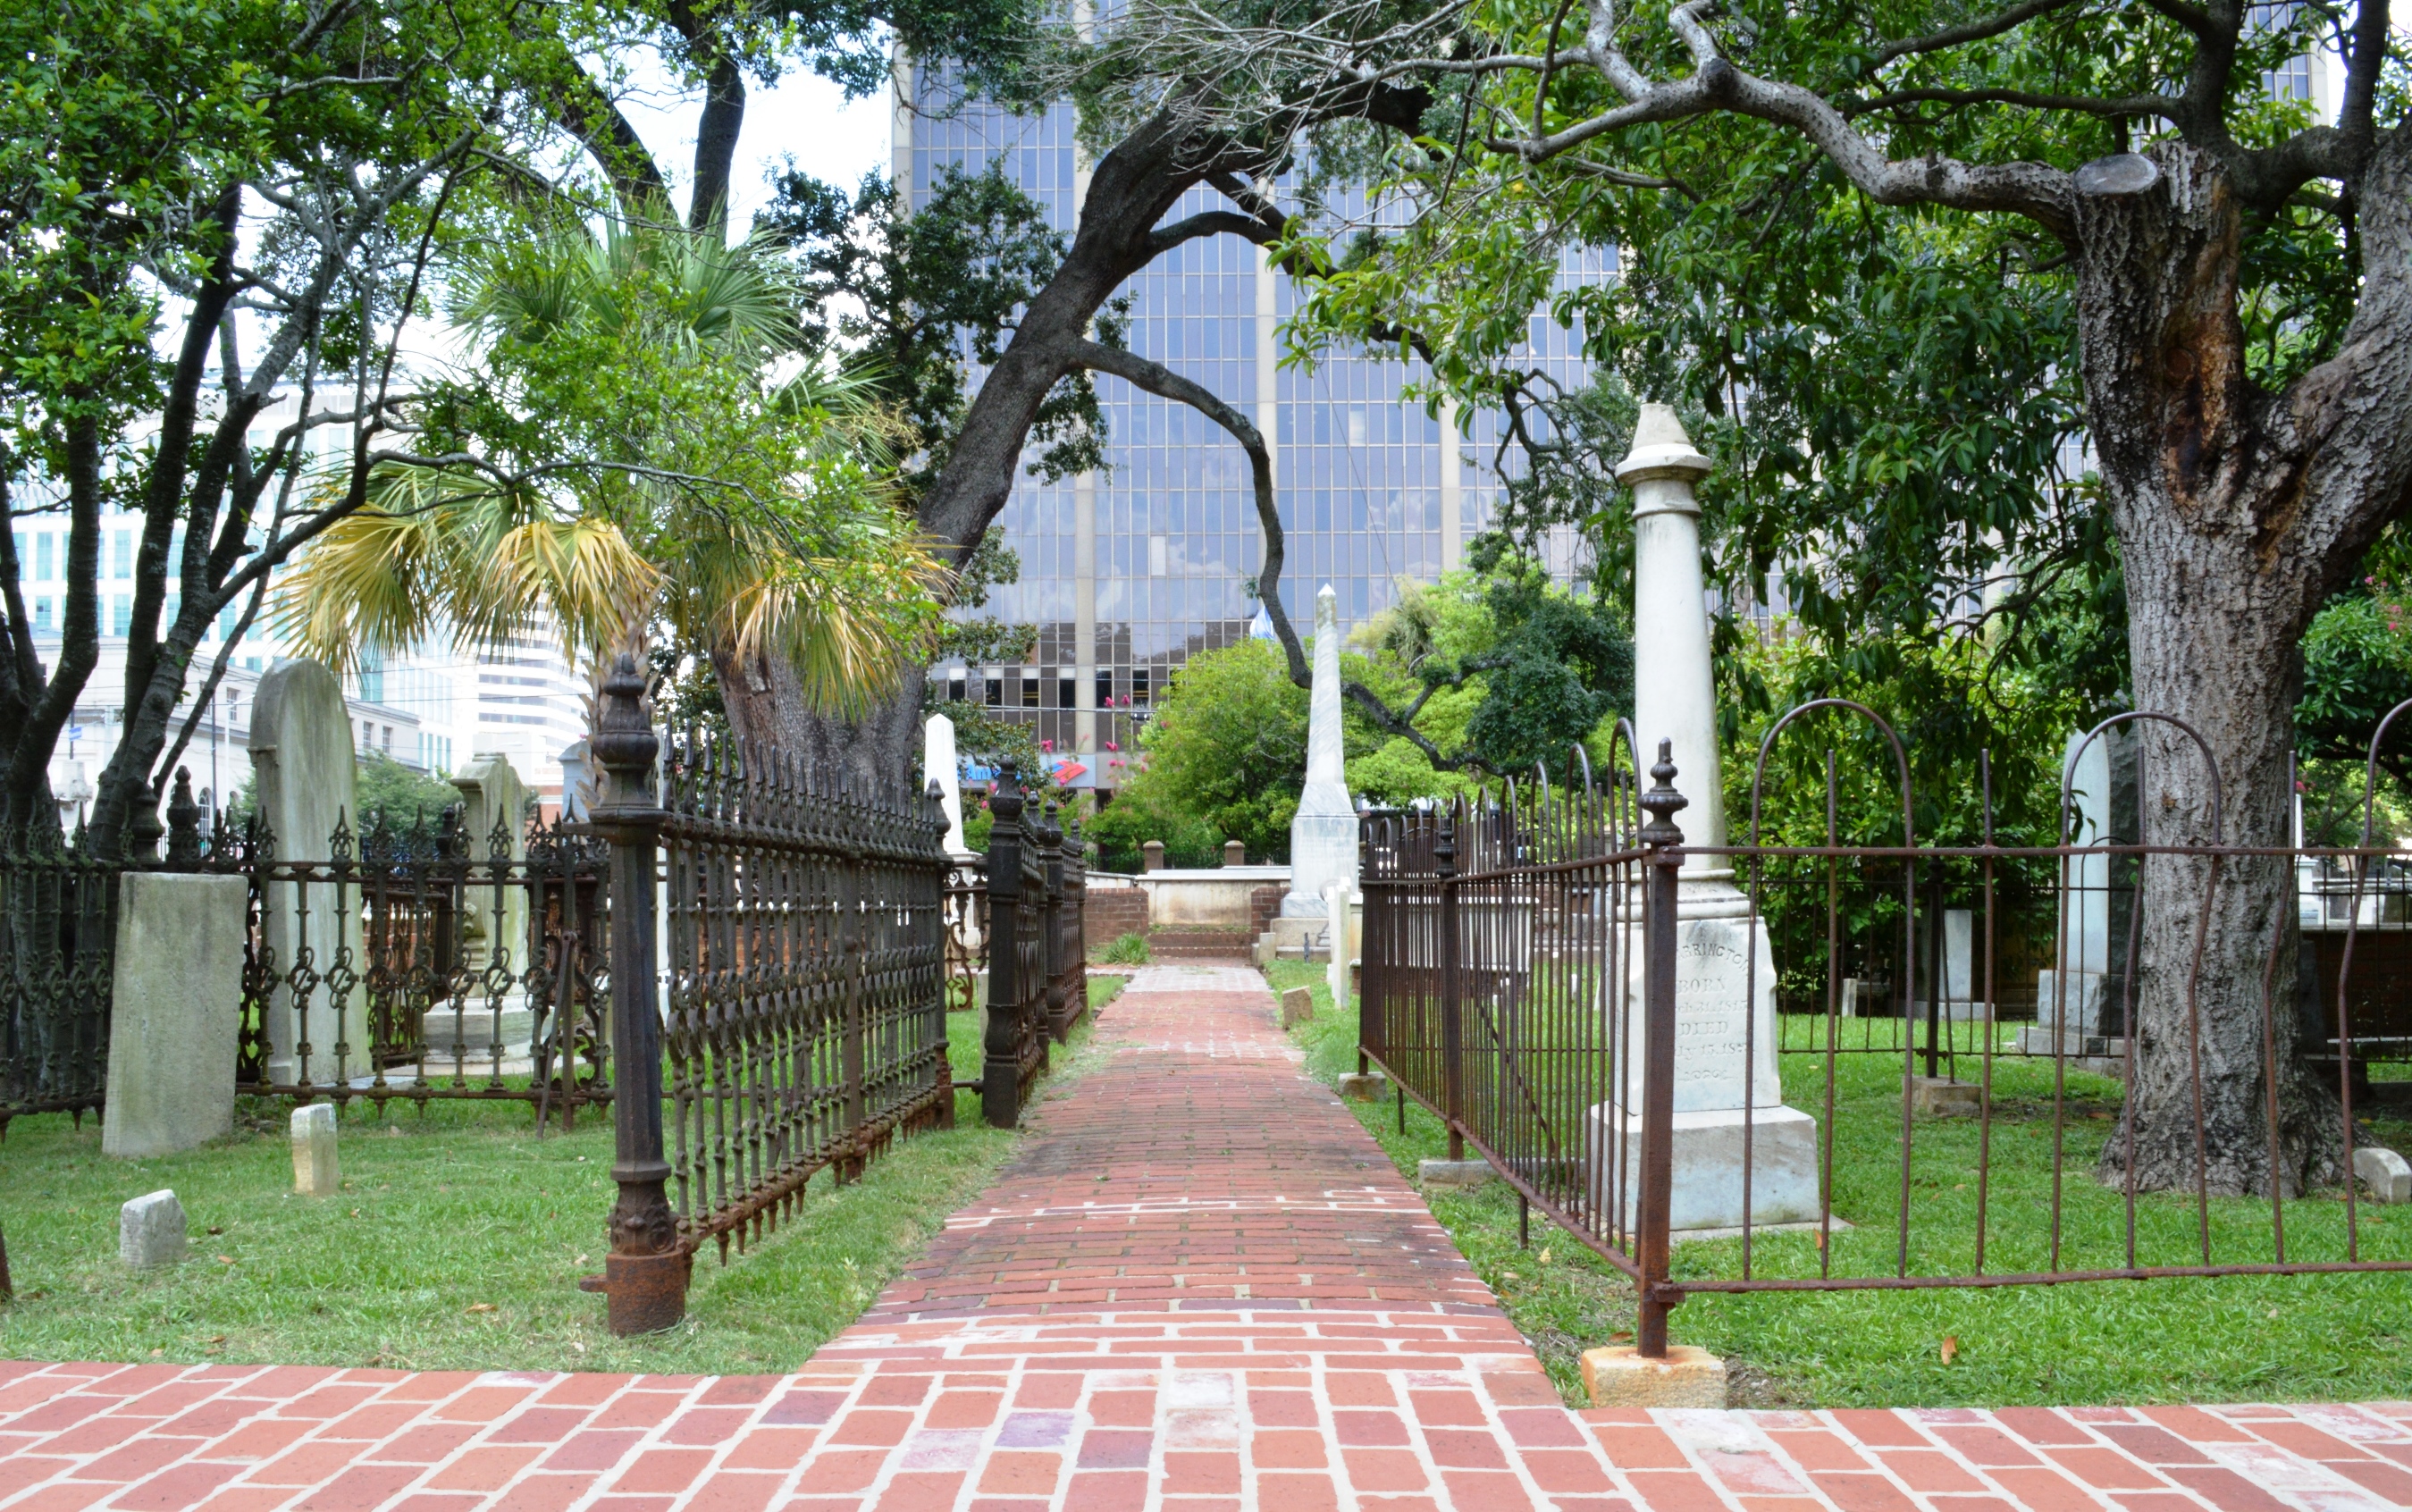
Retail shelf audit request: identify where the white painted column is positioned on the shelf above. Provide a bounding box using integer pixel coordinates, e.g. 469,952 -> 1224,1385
1254,236 -> 1280,490
1438,395 -> 1461,573
1616,404 -> 1727,871
1072,79 -> 1098,756
889,57 -> 913,206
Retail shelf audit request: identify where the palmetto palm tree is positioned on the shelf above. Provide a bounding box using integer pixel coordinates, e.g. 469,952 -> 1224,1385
278,211 -> 944,718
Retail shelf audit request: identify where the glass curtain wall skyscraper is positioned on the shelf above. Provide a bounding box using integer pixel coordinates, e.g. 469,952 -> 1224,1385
899,74 -> 1603,791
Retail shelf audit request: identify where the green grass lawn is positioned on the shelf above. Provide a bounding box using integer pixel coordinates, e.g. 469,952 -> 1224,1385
0,974 -> 1128,1374
1266,960 -> 2412,1408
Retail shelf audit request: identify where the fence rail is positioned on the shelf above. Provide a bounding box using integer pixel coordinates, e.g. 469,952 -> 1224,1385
1361,707 -> 2412,1357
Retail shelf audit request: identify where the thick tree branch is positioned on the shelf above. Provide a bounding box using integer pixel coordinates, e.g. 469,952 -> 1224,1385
1070,339 -> 1464,766
690,52 -> 745,234
540,63 -> 670,213
1147,208 -> 1274,255
1844,87 -> 2168,121
1873,0 -> 2083,65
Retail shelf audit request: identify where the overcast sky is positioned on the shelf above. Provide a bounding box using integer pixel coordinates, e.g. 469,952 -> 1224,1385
614,58 -> 894,231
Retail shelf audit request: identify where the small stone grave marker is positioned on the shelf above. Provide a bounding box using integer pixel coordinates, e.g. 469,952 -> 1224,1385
1281,987 -> 1313,1027
120,1190 -> 186,1269
292,1104 -> 340,1196
2357,1146 -> 2411,1204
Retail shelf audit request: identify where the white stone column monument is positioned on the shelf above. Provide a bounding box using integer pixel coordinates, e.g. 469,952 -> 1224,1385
923,713 -> 969,855
1282,584 -> 1357,919
1593,406 -> 1821,1233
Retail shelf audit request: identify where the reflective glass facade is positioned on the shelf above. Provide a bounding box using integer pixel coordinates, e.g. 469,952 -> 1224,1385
903,81 -> 1604,786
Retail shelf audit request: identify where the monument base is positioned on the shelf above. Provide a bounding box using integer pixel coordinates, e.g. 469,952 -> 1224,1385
1282,811 -> 1356,918
1257,914 -> 1334,963
1589,1103 -> 1823,1233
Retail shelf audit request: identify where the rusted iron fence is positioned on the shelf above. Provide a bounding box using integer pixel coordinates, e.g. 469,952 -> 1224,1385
0,829 -> 124,1124
944,854 -> 987,1010
583,657 -> 956,1334
979,764 -> 1091,1127
1361,707 -> 2412,1357
239,806 -> 610,1116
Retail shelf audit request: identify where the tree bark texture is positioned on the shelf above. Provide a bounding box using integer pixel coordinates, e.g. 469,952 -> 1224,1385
2072,136 -> 2412,1193
746,112 -> 1253,785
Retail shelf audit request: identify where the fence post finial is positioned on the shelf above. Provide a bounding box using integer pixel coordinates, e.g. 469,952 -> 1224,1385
165,769 -> 202,869
592,654 -> 659,806
1638,740 -> 1688,848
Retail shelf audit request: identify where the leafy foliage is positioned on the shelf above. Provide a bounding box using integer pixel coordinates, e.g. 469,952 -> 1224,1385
761,165 -> 1108,491
1087,640 -> 1307,867
357,752 -> 468,825
276,213 -> 946,716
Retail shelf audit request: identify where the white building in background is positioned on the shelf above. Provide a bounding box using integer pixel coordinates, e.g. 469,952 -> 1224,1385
15,387 -> 593,824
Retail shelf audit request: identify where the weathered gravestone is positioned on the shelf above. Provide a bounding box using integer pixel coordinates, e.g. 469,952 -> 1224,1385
450,752 -> 529,979
292,1104 -> 340,1196
103,865 -> 248,1157
119,1189 -> 186,1268
249,659 -> 366,1087
1281,987 -> 1314,1028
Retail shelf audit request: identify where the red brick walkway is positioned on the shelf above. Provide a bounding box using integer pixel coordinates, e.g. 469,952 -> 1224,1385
2,964 -> 2408,1511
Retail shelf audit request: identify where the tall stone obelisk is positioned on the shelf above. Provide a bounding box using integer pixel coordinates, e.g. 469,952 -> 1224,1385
1598,406 -> 1820,1232
922,713 -> 969,855
1282,584 -> 1356,918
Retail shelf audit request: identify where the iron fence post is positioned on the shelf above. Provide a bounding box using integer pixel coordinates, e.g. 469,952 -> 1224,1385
1635,740 -> 1688,1360
1041,801 -> 1065,1047
588,655 -> 686,1335
1438,806 -> 1463,1163
981,764 -> 1027,1128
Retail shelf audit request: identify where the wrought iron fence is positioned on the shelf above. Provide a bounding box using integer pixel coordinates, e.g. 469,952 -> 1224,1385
581,657 -> 956,1334
239,805 -> 611,1118
1047,811 -> 1088,1041
979,766 -> 1055,1128
944,854 -> 987,1011
0,769 -> 252,1125
0,828 -> 122,1126
1361,708 -> 2412,1361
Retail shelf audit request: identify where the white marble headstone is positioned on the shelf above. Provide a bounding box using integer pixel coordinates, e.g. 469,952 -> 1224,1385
250,659 -> 366,1086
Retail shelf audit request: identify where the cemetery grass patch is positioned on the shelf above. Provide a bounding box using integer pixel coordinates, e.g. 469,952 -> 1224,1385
1266,960 -> 2412,1408
0,995 -> 1117,1373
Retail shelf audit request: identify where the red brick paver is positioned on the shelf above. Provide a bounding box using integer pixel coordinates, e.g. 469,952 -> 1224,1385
1,964 -> 2405,1510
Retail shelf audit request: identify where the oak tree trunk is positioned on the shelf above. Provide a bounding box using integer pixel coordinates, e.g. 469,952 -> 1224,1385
2072,137 -> 2412,1193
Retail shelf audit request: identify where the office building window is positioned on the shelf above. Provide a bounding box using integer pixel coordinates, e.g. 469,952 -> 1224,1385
1056,670 -> 1076,709
1097,669 -> 1113,709
33,598 -> 51,632
113,530 -> 130,580
948,668 -> 966,701
1130,669 -> 1150,706
1020,671 -> 1040,709
219,605 -> 237,641
985,670 -> 1003,708
111,596 -> 129,636
35,534 -> 53,582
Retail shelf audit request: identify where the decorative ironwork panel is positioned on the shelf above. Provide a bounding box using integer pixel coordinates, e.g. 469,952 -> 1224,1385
0,829 -> 121,1123
657,735 -> 953,1258
240,806 -> 610,1117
